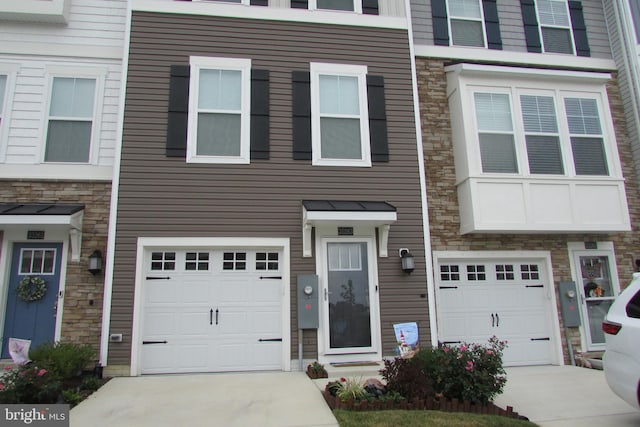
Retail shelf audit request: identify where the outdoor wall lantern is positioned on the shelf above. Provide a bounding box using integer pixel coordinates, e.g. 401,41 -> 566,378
88,250 -> 103,275
399,248 -> 415,275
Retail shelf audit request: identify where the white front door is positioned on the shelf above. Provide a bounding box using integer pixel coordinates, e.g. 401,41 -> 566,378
320,238 -> 379,357
140,249 -> 283,374
436,257 -> 556,366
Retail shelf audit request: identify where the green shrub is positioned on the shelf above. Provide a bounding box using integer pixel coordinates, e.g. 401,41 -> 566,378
380,357 -> 434,400
29,342 -> 96,379
414,336 -> 507,404
62,389 -> 83,406
0,365 -> 61,404
81,375 -> 103,392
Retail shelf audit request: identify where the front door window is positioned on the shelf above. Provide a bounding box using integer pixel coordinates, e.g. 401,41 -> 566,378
325,241 -> 373,351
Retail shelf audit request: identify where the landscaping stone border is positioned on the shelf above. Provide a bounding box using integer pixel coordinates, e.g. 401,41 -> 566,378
321,385 -> 524,420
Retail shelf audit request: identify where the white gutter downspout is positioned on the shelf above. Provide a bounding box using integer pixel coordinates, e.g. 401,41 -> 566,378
99,0 -> 132,368
404,0 -> 438,347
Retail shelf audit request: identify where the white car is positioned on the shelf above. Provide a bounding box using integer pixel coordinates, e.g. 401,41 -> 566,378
603,272 -> 640,410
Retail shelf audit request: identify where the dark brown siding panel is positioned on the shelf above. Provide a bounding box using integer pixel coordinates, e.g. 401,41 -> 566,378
111,12 -> 427,366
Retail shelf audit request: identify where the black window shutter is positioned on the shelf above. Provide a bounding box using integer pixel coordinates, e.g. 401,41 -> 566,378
250,0 -> 268,5
520,0 -> 542,53
482,0 -> 502,50
251,69 -> 270,160
367,75 -> 389,163
432,0 -> 449,46
362,0 -> 379,15
568,1 -> 590,57
291,0 -> 308,9
166,65 -> 190,158
292,71 -> 312,160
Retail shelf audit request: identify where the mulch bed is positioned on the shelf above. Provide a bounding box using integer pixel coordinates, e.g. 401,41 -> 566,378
321,385 -> 524,420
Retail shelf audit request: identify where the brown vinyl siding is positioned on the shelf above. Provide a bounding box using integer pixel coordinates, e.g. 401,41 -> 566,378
109,12 -> 428,365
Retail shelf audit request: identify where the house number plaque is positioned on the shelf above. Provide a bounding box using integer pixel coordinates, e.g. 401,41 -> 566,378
338,227 -> 354,236
27,230 -> 45,240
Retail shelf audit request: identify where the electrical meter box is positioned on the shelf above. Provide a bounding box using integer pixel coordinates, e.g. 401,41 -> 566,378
559,281 -> 582,328
297,274 -> 319,329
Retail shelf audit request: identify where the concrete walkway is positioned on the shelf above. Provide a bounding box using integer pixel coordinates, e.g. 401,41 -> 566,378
70,372 -> 338,427
494,365 -> 640,426
70,365 -> 640,427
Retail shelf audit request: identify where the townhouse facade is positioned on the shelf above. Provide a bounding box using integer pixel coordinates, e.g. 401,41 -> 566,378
0,0 -> 126,358
101,0 -> 431,376
412,0 -> 640,365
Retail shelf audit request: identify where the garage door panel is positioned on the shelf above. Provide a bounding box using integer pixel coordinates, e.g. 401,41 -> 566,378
252,309 -> 281,334
178,311 -> 210,337
145,282 -> 179,304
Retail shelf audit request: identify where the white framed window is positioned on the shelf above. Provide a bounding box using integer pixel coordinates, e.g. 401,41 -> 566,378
472,87 -> 611,178
309,0 -> 360,13
44,76 -> 97,163
187,56 -> 251,164
447,0 -> 486,47
474,92 -> 517,173
310,62 -> 371,167
520,94 -> 564,175
565,97 -> 608,175
536,0 -> 575,54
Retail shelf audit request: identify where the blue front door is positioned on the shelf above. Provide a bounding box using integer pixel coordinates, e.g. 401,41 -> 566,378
1,242 -> 63,359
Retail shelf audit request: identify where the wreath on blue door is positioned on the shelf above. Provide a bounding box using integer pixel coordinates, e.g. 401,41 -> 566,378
16,276 -> 47,302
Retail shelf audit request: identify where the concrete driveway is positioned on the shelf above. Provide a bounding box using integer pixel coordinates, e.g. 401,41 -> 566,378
70,371 -> 338,427
70,365 -> 640,427
494,365 -> 640,426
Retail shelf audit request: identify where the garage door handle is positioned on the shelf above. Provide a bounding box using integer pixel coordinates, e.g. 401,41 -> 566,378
531,337 -> 550,341
142,340 -> 168,345
491,313 -> 495,327
496,313 -> 499,327
258,338 -> 283,342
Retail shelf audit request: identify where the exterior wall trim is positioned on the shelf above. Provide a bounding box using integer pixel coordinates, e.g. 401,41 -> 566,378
132,0 -> 408,29
2,42 -> 123,61
404,0 -> 438,348
129,236 -> 291,376
415,45 -> 616,71
432,250 -> 564,365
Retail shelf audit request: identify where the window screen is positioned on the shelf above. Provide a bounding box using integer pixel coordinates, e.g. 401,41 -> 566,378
537,0 -> 574,54
565,98 -> 608,175
521,95 -> 564,174
474,93 -> 518,173
448,0 -> 485,47
319,75 -> 362,159
45,77 -> 95,163
197,69 -> 242,156
317,0 -> 353,11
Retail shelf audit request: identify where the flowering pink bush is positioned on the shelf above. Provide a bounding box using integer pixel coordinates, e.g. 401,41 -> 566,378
414,336 -> 508,404
0,365 -> 60,404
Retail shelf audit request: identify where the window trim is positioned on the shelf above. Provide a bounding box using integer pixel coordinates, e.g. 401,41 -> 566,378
535,0 -> 576,55
446,0 -> 488,48
310,62 -> 371,167
187,56 -> 252,164
0,63 -> 17,163
42,66 -> 105,165
308,0 -> 362,13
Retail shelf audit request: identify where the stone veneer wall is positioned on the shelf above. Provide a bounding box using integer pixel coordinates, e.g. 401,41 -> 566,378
417,58 -> 640,362
0,180 -> 111,353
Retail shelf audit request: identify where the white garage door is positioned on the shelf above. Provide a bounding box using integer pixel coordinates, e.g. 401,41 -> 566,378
141,249 -> 283,374
436,259 -> 555,366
